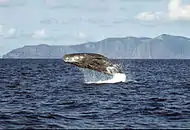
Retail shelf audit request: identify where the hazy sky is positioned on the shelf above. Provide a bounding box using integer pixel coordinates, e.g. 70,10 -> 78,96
0,0 -> 190,56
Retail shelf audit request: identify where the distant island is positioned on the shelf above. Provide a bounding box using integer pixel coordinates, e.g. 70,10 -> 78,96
2,34 -> 190,59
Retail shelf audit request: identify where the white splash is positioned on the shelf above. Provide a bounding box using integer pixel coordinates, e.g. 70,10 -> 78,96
80,64 -> 126,84
82,69 -> 126,84
94,73 -> 126,84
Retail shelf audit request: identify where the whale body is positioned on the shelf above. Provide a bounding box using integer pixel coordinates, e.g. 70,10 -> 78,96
63,53 -> 122,75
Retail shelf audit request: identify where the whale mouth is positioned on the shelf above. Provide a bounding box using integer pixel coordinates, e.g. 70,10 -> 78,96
63,53 -> 122,75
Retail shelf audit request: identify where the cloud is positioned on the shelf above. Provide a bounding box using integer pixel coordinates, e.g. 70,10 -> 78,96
0,0 -> 25,8
0,24 -> 3,35
32,29 -> 47,39
44,0 -> 81,10
4,28 -> 16,38
77,32 -> 88,40
8,28 -> 16,35
135,0 -> 190,22
0,0 -> 8,3
168,0 -> 190,20
135,12 -> 163,21
71,31 -> 90,42
0,25 -> 17,38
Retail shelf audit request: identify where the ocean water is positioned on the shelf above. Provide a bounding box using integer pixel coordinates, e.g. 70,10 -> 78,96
0,59 -> 189,129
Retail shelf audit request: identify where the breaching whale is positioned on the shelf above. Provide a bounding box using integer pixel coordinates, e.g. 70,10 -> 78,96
63,53 -> 122,75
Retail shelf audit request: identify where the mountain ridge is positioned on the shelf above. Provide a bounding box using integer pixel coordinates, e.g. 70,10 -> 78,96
3,34 -> 190,59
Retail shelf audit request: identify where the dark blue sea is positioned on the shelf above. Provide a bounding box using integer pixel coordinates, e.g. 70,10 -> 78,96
0,59 -> 189,129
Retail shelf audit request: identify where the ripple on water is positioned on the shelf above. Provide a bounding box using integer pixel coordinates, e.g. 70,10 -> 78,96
0,59 -> 190,129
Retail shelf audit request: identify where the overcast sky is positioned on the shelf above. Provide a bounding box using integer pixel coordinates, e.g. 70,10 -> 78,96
0,0 -> 190,56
